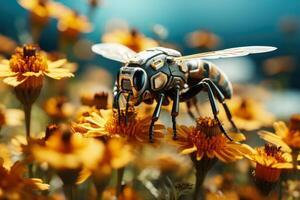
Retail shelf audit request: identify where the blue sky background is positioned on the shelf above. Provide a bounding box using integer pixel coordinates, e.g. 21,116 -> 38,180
0,0 -> 299,88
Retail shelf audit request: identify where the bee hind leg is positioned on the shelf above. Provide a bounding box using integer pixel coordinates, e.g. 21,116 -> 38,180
149,93 -> 165,143
202,78 -> 241,133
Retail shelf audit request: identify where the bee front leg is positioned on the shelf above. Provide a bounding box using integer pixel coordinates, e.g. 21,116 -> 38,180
149,93 -> 165,143
171,85 -> 180,140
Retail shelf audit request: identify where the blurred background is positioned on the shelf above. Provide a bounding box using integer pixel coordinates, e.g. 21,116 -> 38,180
0,0 -> 299,117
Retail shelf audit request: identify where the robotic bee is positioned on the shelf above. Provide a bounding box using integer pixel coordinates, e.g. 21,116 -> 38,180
92,43 -> 276,142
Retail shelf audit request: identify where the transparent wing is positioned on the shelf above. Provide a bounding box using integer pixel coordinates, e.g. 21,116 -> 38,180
174,46 -> 277,61
92,43 -> 137,63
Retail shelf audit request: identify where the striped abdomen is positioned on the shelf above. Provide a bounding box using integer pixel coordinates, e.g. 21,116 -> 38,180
185,59 -> 233,99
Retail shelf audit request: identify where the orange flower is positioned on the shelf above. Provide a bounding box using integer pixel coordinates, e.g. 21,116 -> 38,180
31,125 -> 104,185
0,160 -> 48,200
0,45 -> 73,89
102,28 -> 158,52
186,29 -> 221,50
43,96 -> 74,121
168,117 -> 251,162
57,11 -> 92,39
75,107 -> 165,144
0,105 -> 24,130
259,114 -> 300,152
222,97 -> 275,131
245,144 -> 298,195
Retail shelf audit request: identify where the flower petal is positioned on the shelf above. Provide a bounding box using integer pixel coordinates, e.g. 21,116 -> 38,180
48,59 -> 67,69
3,76 -> 27,87
258,131 -> 291,152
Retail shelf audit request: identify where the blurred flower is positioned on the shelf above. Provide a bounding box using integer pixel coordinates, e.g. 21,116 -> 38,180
80,91 -> 109,109
75,107 -> 165,144
263,56 -> 295,76
259,114 -> 300,152
222,97 -> 275,131
138,147 -> 192,178
18,0 -> 68,41
31,125 -> 104,185
43,96 -> 74,122
0,160 -> 48,200
78,139 -> 134,199
278,16 -> 299,36
152,24 -> 169,40
102,185 -> 142,200
0,105 -> 24,130
186,29 -> 221,50
57,10 -> 92,40
0,144 -> 13,169
237,185 -> 277,200
0,44 -> 73,139
206,190 -> 239,200
0,44 -> 73,96
168,117 -> 250,162
102,28 -> 158,52
245,143 -> 298,195
88,0 -> 102,8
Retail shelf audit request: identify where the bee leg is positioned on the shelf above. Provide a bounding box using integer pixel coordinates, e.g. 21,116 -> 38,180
171,85 -> 180,140
149,93 -> 165,143
202,78 -> 241,133
186,101 -> 196,120
113,91 -> 123,125
202,82 -> 233,141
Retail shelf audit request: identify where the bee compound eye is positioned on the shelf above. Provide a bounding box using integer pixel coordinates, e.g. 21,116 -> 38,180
133,69 -> 146,91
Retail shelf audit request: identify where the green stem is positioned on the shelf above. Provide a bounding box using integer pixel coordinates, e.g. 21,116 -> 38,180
116,167 -> 125,197
24,103 -> 32,141
63,184 -> 76,200
193,168 -> 206,200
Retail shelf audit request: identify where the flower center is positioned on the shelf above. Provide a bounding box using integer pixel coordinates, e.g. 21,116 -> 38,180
196,117 -> 221,137
191,117 -> 226,152
262,143 -> 285,162
9,44 -> 48,73
234,99 -> 255,120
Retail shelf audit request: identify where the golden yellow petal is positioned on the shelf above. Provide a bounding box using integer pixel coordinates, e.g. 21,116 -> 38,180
273,121 -> 289,138
45,71 -> 74,79
272,162 -> 294,169
180,146 -> 197,155
0,71 -> 17,77
196,151 -> 204,160
22,71 -> 43,77
30,178 -> 49,190
228,132 -> 246,142
77,168 -> 92,184
258,131 -> 291,152
3,76 -> 27,87
48,59 -> 67,69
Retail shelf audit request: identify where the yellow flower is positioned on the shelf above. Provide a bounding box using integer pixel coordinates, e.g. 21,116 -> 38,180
0,144 -> 13,169
245,144 -> 298,195
75,107 -> 165,144
43,96 -> 74,121
0,104 -> 24,129
186,29 -> 221,50
102,186 -> 142,200
0,160 -> 48,200
168,117 -> 251,162
259,114 -> 300,152
57,11 -> 92,39
0,44 -> 74,89
221,97 -> 275,131
102,28 -> 158,52
31,125 -> 104,185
